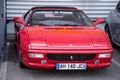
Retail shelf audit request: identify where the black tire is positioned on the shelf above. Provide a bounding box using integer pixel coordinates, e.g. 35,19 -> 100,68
19,56 -> 28,69
105,25 -> 111,41
13,43 -> 17,50
105,24 -> 117,47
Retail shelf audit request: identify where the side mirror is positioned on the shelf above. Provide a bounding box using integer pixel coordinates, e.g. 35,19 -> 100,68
95,18 -> 105,25
13,17 -> 26,25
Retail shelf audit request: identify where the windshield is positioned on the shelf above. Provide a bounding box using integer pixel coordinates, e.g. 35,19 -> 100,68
28,10 -> 93,27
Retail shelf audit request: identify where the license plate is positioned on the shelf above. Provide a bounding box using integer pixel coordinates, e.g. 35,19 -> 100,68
56,63 -> 86,70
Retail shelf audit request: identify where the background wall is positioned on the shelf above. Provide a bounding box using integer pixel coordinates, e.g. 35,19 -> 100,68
7,0 -> 119,20
0,0 -> 6,60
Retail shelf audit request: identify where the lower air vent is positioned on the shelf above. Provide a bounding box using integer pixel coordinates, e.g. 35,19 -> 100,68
47,54 -> 96,61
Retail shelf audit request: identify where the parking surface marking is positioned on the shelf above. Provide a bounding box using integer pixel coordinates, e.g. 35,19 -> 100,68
112,59 -> 120,68
1,42 -> 10,80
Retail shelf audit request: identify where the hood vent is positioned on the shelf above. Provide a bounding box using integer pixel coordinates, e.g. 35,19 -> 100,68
44,27 -> 83,30
65,28 -> 83,30
44,28 -> 64,30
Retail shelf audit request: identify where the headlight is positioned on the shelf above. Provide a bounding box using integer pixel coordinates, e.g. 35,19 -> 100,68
98,53 -> 111,58
29,53 -> 44,58
31,43 -> 47,47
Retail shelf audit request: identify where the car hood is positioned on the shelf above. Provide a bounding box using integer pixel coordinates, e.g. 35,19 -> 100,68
26,26 -> 111,49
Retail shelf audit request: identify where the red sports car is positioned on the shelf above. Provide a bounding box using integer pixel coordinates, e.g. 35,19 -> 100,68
14,7 -> 113,70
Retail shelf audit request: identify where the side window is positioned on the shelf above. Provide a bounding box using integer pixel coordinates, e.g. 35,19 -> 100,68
117,1 -> 120,13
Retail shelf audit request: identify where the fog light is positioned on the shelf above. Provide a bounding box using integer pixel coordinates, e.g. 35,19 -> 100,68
41,60 -> 47,64
29,53 -> 44,58
98,54 -> 111,58
95,59 -> 100,64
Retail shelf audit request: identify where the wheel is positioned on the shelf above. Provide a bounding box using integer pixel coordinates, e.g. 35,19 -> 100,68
105,24 -> 117,47
13,42 -> 17,50
19,56 -> 28,69
105,24 -> 112,39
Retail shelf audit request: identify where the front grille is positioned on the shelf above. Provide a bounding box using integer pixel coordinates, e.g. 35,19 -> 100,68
47,54 -> 96,61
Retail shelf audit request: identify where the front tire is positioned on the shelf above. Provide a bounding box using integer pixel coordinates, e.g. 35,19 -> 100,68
19,56 -> 28,69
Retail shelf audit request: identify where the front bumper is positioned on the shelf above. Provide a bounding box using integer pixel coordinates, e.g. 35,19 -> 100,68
25,62 -> 111,69
21,47 -> 113,70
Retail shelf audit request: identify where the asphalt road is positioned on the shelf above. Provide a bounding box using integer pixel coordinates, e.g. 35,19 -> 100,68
0,42 -> 120,80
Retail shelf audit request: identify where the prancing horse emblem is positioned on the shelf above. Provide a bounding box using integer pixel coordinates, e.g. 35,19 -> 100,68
70,55 -> 73,60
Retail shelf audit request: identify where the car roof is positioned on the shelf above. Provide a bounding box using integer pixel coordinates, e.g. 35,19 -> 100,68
31,6 -> 79,11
